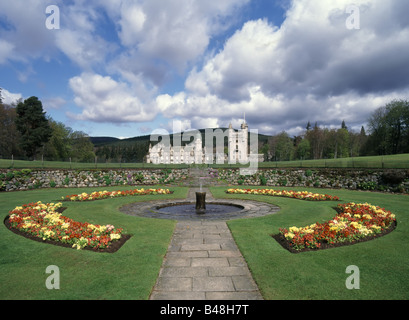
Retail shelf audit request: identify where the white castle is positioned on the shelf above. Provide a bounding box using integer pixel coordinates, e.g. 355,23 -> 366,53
146,120 -> 263,164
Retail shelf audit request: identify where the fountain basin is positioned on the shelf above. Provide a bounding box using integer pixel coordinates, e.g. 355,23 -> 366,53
120,198 -> 280,221
156,202 -> 244,217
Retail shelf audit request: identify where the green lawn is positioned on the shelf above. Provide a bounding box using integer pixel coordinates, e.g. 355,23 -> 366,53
2,153 -> 409,169
211,186 -> 409,300
0,158 -> 189,170
1,185 -> 408,299
0,186 -> 188,300
258,153 -> 409,169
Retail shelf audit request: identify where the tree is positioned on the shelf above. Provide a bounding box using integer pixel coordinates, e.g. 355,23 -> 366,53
305,123 -> 325,159
269,131 -> 294,161
43,119 -> 73,160
384,100 -> 409,154
367,106 -> 388,155
70,131 -> 95,162
366,100 -> 409,155
295,138 -> 310,160
15,97 -> 52,159
0,101 -> 22,158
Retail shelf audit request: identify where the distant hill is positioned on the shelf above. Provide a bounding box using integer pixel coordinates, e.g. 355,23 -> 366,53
89,136 -> 121,146
90,128 -> 271,148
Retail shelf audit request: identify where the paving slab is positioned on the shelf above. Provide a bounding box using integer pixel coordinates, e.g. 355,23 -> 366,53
148,187 -> 264,300
150,219 -> 263,300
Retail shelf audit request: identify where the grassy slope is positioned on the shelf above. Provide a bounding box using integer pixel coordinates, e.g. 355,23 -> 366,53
211,186 -> 409,300
1,153 -> 409,169
0,186 -> 188,300
259,153 -> 409,168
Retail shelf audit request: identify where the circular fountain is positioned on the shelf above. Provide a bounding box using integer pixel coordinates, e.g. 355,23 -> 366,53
120,189 -> 279,221
120,169 -> 280,220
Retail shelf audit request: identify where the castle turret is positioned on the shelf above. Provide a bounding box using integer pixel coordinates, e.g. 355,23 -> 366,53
228,123 -> 236,163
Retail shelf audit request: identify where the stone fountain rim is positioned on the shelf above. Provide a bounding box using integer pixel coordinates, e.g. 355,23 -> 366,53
119,198 -> 280,221
153,201 -> 245,212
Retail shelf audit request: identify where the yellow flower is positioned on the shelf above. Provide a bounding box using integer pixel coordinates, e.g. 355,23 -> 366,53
110,233 -> 121,240
289,226 -> 299,233
285,232 -> 295,239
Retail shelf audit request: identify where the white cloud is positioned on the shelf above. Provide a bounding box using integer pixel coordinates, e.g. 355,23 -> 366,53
43,97 -> 67,110
3,0 -> 409,137
68,73 -> 157,123
0,0 -> 56,63
0,40 -> 15,64
111,0 -> 250,83
55,29 -> 115,69
0,88 -> 22,105
158,0 -> 409,135
54,3 -> 118,69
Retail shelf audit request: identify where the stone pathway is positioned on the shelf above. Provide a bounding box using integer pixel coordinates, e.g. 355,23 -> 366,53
149,188 -> 264,300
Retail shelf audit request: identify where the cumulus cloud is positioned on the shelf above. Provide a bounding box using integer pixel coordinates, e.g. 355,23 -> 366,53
0,0 -> 57,63
158,0 -> 409,134
110,0 -> 250,85
2,0 -> 409,137
68,73 -> 157,123
0,40 -> 15,64
0,88 -> 22,105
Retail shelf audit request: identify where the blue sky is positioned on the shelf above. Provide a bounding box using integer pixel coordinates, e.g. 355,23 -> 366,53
1,0 -> 409,139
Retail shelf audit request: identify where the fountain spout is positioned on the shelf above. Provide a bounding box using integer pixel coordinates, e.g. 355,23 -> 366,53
195,191 -> 206,214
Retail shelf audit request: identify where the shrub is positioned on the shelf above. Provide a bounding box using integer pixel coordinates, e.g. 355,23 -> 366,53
260,174 -> 267,186
133,172 -> 144,183
381,170 -> 405,185
358,181 -> 378,190
6,172 -> 14,181
278,178 -> 288,186
21,169 -> 32,175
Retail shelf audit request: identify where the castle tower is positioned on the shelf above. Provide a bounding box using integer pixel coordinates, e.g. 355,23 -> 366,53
194,131 -> 203,164
228,122 -> 237,163
238,119 -> 248,163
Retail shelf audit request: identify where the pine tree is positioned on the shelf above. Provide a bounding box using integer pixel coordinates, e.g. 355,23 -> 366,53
15,96 -> 52,159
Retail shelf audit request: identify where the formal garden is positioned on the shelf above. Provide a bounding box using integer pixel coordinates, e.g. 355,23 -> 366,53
1,165 -> 408,300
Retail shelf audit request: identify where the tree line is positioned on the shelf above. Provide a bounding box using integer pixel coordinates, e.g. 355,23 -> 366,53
1,90 -> 408,163
94,142 -> 149,163
263,99 -> 409,162
0,91 -> 95,162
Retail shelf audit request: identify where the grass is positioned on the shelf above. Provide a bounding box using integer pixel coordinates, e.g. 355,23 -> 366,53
2,153 -> 409,169
0,185 -> 188,300
258,153 -> 409,169
0,159 -> 190,170
211,186 -> 409,299
1,184 -> 408,299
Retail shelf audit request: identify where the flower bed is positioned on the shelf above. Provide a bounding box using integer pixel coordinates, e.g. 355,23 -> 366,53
6,201 -> 125,251
226,188 -> 339,201
276,203 -> 397,253
62,188 -> 171,202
